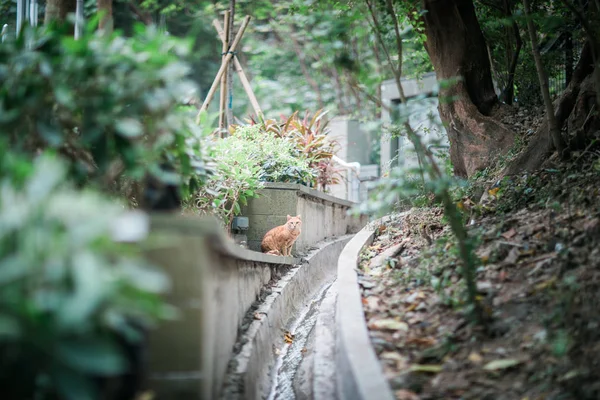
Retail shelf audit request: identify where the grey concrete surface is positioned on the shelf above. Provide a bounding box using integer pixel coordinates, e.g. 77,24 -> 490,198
335,219 -> 395,400
312,281 -> 338,400
241,183 -> 368,253
220,235 -> 352,400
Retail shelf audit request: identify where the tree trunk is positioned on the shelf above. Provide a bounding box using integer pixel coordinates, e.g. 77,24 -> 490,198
500,0 -> 522,105
97,0 -> 113,34
422,0 -> 515,177
523,0 -> 567,157
504,41 -> 594,175
45,0 -> 76,24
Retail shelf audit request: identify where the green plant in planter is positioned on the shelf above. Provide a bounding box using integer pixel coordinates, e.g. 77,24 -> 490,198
242,109 -> 341,191
0,151 -> 172,399
192,125 -> 317,228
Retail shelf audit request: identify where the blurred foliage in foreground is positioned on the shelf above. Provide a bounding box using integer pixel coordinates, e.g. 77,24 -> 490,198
0,23 -> 209,203
0,144 -> 174,399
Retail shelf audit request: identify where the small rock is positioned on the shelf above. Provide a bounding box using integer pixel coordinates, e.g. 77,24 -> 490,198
416,302 -> 427,311
404,292 -> 419,304
476,281 -> 493,292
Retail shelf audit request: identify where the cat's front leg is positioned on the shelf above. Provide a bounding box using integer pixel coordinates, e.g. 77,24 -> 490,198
286,245 -> 292,257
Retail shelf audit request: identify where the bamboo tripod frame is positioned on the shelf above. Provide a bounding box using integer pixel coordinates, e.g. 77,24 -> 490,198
196,14 -> 263,134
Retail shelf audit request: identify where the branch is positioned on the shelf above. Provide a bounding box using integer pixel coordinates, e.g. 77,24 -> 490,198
364,0 -> 407,102
128,1 -> 152,25
272,26 -> 324,109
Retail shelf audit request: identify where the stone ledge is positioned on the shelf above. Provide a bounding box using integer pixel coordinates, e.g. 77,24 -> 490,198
335,217 -> 395,400
263,182 -> 356,208
149,214 -> 299,265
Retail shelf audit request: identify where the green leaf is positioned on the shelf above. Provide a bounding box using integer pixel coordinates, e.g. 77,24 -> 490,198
115,118 -> 144,138
56,338 -> 127,376
0,255 -> 28,285
0,314 -> 21,338
53,367 -> 98,400
409,364 -> 443,373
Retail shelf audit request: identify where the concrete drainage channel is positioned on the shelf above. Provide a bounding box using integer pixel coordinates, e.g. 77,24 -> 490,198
221,219 -> 395,400
221,235 -> 352,400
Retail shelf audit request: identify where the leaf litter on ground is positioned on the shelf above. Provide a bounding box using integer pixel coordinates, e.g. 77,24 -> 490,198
359,150 -> 600,400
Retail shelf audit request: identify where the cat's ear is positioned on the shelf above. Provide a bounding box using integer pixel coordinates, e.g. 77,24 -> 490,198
287,215 -> 291,220
296,214 -> 301,219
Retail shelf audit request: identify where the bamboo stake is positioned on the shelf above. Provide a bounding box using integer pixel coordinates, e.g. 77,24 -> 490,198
196,15 -> 251,124
226,0 -> 236,127
213,18 -> 263,119
218,11 -> 230,134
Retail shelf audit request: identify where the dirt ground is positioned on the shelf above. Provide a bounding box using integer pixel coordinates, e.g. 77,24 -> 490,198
359,134 -> 600,399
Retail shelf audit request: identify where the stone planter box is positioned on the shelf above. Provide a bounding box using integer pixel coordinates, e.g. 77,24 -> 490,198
240,183 -> 367,253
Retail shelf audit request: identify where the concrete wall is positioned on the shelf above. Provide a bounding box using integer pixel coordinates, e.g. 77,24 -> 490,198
143,216 -> 297,400
240,183 -> 368,253
329,117 -> 371,165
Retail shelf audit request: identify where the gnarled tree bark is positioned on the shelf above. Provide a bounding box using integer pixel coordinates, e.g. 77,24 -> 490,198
422,0 -> 515,177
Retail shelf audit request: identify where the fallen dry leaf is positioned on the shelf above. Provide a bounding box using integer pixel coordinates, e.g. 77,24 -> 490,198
405,337 -> 437,347
368,318 -> 409,331
395,389 -> 421,400
381,352 -> 409,369
501,228 -> 517,239
284,331 -> 295,344
468,352 -> 483,364
533,276 -> 557,292
488,187 -> 500,197
483,358 -> 522,371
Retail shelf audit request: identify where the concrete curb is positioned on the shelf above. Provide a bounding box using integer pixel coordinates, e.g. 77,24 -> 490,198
221,235 -> 353,400
336,218 -> 395,400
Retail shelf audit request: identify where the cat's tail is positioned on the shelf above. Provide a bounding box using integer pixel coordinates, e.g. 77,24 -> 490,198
265,250 -> 281,256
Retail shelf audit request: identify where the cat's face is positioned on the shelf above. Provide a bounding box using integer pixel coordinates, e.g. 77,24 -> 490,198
286,214 -> 302,231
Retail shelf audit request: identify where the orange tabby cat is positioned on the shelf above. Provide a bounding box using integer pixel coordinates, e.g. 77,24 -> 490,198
261,215 -> 302,256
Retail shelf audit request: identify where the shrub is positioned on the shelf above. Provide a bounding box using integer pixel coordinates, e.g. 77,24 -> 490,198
0,24 -> 207,202
244,109 -> 341,191
0,150 -> 172,399
192,124 -> 315,228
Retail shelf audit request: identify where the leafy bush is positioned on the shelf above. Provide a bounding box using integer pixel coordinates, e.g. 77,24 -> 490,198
192,124 -> 316,228
0,24 -> 207,201
0,151 -> 172,399
245,109 -> 341,191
